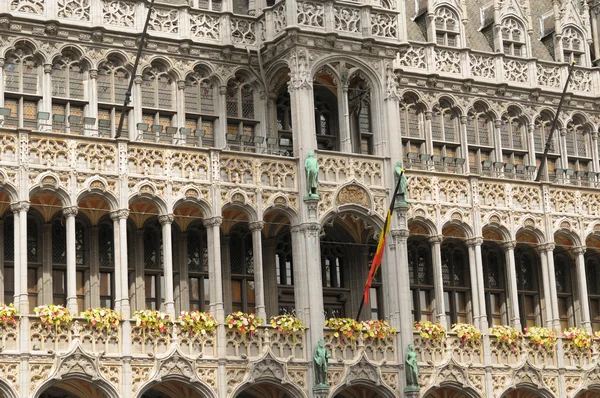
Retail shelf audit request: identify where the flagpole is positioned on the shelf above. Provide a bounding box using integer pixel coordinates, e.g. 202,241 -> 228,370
534,61 -> 576,182
355,170 -> 404,322
115,0 -> 155,139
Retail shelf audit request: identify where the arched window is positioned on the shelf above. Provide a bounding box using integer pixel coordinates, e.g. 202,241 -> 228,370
97,56 -> 130,137
434,7 -> 460,47
408,238 -> 433,322
534,111 -> 558,165
565,116 -> 591,176
141,62 -> 175,142
98,221 -> 114,309
515,245 -> 541,327
143,220 -> 164,310
586,253 -> 600,332
276,85 -> 292,134
562,27 -> 585,65
348,74 -> 373,155
188,224 -> 209,311
314,68 -> 339,151
501,108 -> 526,151
399,95 -> 424,139
466,104 -> 493,174
226,77 -> 257,145
431,100 -> 458,142
482,243 -> 506,326
51,52 -> 87,134
501,18 -> 527,56
441,241 -> 469,326
321,238 -> 345,318
554,250 -> 575,329
229,225 -> 255,313
184,67 -> 215,146
3,45 -> 40,129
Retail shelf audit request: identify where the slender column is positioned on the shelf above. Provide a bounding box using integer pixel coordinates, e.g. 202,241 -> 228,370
10,205 -> 20,311
303,222 -> 325,345
543,243 -> 560,331
64,206 -> 78,314
339,83 -> 351,153
220,236 -> 232,315
249,221 -> 267,322
538,244 -> 556,329
458,116 -> 470,173
89,226 -> 100,308
559,128 -> 569,169
424,111 -> 434,159
216,86 -> 227,148
110,211 -> 122,313
527,123 -> 537,171
0,58 -> 4,108
290,225 -> 309,323
502,241 -> 522,331
204,217 -> 224,322
134,230 -> 145,311
176,80 -> 186,134
574,246 -> 592,331
494,119 -> 503,163
118,210 -> 130,317
390,229 -> 411,358
468,237 -> 488,331
179,232 -> 190,313
0,220 -> 3,302
41,223 -> 52,305
88,69 -> 99,135
42,64 -> 53,115
159,214 -> 175,318
466,241 -> 481,329
262,238 -> 278,317
591,132 -> 599,173
428,236 -> 447,327
132,75 -> 143,139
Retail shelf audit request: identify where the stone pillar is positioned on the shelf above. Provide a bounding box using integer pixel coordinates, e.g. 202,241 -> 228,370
539,243 -> 557,329
290,225 -> 310,323
118,210 -> 130,317
574,247 -> 592,331
339,82 -> 351,153
176,80 -> 186,133
110,211 -> 122,313
424,111 -> 434,159
466,241 -> 481,329
134,230 -> 145,311
204,217 -> 224,322
216,86 -> 227,149
249,221 -> 267,322
502,241 -> 522,331
262,238 -> 278,317
220,235 -> 232,315
41,223 -> 52,305
558,128 -> 569,169
494,119 -> 503,163
527,123 -> 537,172
133,75 -> 143,138
591,132 -> 599,173
458,115 -> 471,173
159,214 -> 175,318
10,205 -> 20,311
42,64 -> 53,115
0,58 -> 4,108
64,206 -> 79,314
303,221 -> 325,347
179,232 -> 190,313
88,69 -> 99,135
89,226 -> 100,308
428,236 -> 447,326
467,237 -> 488,331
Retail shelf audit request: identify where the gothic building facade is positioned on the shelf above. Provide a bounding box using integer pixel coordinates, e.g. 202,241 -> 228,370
1,0 -> 600,397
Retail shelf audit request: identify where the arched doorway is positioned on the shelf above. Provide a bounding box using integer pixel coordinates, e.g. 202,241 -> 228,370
501,387 -> 551,398
424,386 -> 473,398
140,380 -> 212,398
575,390 -> 600,398
37,379 -> 111,398
236,383 -> 295,398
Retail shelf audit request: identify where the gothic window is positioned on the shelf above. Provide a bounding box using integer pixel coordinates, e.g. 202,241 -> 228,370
3,46 -> 40,129
276,85 -> 292,133
226,77 -> 257,144
482,243 -> 506,326
230,226 -> 255,313
188,224 -> 209,311
399,95 -> 424,139
565,116 -> 591,174
586,254 -> 600,332
515,245 -> 541,327
534,110 -> 558,171
501,18 -> 527,56
314,69 -> 339,151
431,100 -> 458,143
143,220 -> 164,310
554,250 -> 575,329
232,0 -> 249,14
51,218 -> 67,306
441,241 -> 470,326
466,106 -> 491,146
97,56 -> 131,138
348,74 -> 373,155
501,108 -> 526,151
276,231 -> 295,316
562,27 -> 585,65
184,67 -> 216,146
434,7 -> 460,47
321,237 -> 346,318
408,238 -> 433,322
141,62 -> 175,142
98,221 -> 114,309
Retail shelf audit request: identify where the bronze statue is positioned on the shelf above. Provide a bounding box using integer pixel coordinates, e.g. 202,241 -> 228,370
313,339 -> 331,387
305,151 -> 319,199
405,343 -> 419,389
394,160 -> 409,207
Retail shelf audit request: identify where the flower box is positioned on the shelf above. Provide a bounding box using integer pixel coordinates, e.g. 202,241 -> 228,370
414,321 -> 447,342
451,323 -> 482,345
178,311 -> 218,335
524,326 -> 556,349
325,318 -> 362,340
34,305 -> 73,330
0,303 -> 18,327
226,312 -> 262,336
81,308 -> 123,332
489,325 -> 522,348
133,310 -> 172,334
563,327 -> 593,349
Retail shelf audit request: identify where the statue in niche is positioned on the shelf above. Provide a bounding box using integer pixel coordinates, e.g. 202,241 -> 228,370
313,339 -> 331,388
405,343 -> 420,390
394,160 -> 409,207
305,151 -> 320,199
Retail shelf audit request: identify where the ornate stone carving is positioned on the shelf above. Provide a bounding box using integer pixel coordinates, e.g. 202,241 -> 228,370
158,214 -> 174,225
336,184 -> 369,207
62,206 -> 78,218
288,48 -> 313,91
203,217 -> 222,228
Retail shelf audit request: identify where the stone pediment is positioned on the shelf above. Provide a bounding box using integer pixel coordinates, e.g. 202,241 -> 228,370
54,343 -> 100,380
247,351 -> 291,384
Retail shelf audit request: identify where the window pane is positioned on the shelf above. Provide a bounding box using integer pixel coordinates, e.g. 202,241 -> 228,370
190,277 -> 200,301
76,271 -> 85,295
53,270 -> 65,294
524,295 -> 535,316
203,278 -> 210,303
231,280 -> 242,302
145,275 -> 156,298
100,272 -> 112,296
419,290 -> 430,311
247,281 -> 255,303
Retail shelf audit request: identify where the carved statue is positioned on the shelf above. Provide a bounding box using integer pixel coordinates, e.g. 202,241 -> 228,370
405,344 -> 420,390
394,160 -> 409,207
305,151 -> 320,199
313,339 -> 331,388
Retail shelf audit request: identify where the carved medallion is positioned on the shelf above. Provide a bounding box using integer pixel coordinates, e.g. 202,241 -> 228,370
336,185 -> 369,207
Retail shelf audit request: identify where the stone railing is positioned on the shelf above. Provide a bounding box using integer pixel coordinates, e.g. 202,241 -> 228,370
225,326 -> 307,360
396,44 -> 599,96
29,318 -> 121,354
323,329 -> 398,363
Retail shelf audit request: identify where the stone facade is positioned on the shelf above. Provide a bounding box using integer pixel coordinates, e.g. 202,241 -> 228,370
1,0 -> 600,397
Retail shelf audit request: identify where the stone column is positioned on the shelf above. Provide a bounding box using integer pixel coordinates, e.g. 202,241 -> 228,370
110,211 -> 122,313
64,206 -> 79,314
527,123 -> 537,172
338,82 -> 351,153
133,75 -> 143,138
176,80 -> 186,136
41,223 -> 52,305
544,243 -> 560,331
428,236 -> 447,327
220,235 -> 232,315
134,230 -> 145,311
558,128 -> 569,169
42,64 -> 53,115
303,221 -> 325,346
424,111 -> 434,159
89,226 -> 100,308
494,119 -> 503,163
574,246 -> 592,331
10,205 -> 20,311
290,225 -> 310,323
249,221 -> 267,322
204,217 -> 224,322
467,237 -> 488,331
458,115 -> 471,173
262,238 -> 278,317
539,243 -> 557,329
216,86 -> 227,149
591,132 -> 599,173
159,214 -> 175,318
88,69 -> 99,135
179,232 -> 190,313
118,210 -> 130,317
466,241 -> 481,329
502,241 -> 521,331
0,58 -> 4,108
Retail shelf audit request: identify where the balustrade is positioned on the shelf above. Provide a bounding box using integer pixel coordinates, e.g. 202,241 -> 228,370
323,329 -> 398,363
225,326 -> 306,360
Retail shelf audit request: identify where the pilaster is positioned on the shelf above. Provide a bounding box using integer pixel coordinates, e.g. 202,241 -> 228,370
159,214 -> 175,318
573,246 -> 591,331
249,221 -> 267,322
63,206 -> 79,314
501,241 -> 522,331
